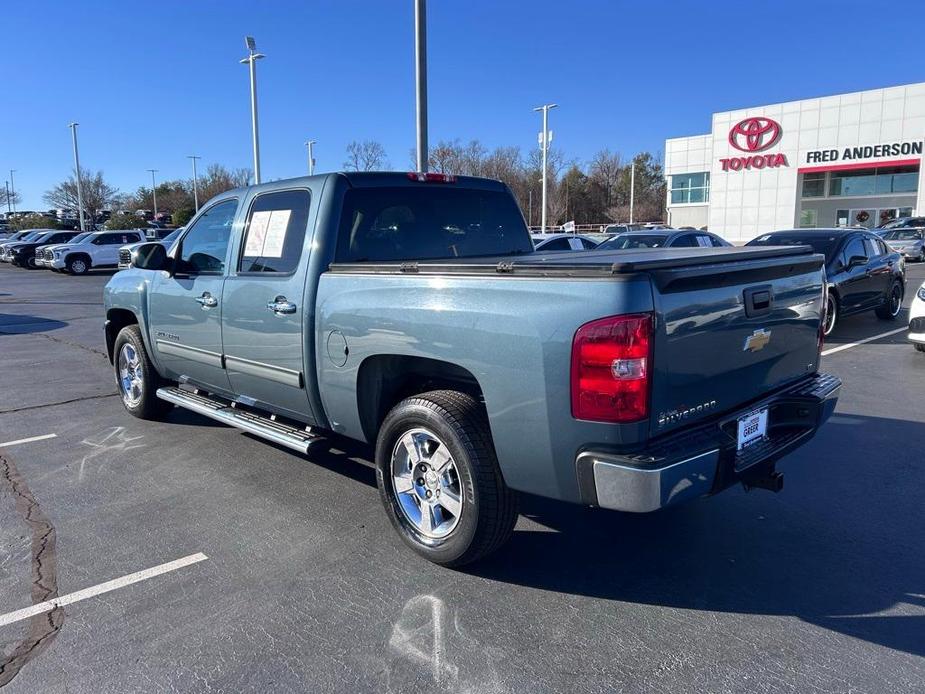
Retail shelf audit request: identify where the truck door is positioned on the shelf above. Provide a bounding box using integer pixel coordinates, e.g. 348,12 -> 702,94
148,198 -> 239,393
220,188 -> 316,422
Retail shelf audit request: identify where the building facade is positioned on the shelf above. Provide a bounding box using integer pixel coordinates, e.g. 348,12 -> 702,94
665,82 -> 925,243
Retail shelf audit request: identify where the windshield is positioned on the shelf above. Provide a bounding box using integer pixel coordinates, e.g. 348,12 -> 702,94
67,233 -> 91,244
746,233 -> 841,263
596,234 -> 668,250
879,218 -> 908,229
21,231 -> 44,241
335,187 -> 532,262
161,229 -> 182,246
883,230 -> 922,241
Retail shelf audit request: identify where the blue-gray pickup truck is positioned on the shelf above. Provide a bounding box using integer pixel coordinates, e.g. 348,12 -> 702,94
104,172 -> 840,566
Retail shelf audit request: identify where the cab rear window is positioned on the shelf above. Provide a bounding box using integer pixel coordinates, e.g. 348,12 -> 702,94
335,187 -> 531,262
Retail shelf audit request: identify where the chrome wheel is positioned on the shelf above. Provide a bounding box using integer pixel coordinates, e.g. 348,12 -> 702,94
391,428 -> 463,540
70,259 -> 87,274
889,284 -> 902,317
117,343 -> 144,407
824,294 -> 837,336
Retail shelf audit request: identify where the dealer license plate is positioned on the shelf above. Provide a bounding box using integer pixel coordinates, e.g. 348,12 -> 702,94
737,408 -> 768,450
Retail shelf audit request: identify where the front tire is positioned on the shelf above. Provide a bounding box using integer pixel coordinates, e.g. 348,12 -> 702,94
875,282 -> 903,320
823,292 -> 838,336
376,390 -> 518,567
113,325 -> 173,420
66,255 -> 89,275
915,343 -> 925,353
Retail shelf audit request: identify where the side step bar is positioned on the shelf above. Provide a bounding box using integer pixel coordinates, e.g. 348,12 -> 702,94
156,386 -> 322,454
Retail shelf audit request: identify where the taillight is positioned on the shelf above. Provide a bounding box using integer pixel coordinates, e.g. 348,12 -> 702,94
407,172 -> 456,183
571,313 -> 652,423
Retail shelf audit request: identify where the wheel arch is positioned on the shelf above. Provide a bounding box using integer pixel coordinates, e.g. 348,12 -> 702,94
356,355 -> 485,444
105,309 -> 139,363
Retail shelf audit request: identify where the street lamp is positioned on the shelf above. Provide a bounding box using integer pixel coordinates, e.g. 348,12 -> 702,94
68,123 -> 86,232
533,103 -> 558,232
147,169 -> 159,219
305,140 -> 316,175
414,0 -> 428,172
240,36 -> 265,184
4,181 -> 11,215
187,155 -> 201,211
8,170 -> 16,213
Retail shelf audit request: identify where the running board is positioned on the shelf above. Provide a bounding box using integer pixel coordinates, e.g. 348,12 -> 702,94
156,386 -> 322,454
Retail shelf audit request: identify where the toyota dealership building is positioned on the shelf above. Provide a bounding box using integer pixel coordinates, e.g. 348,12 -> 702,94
664,81 -> 925,242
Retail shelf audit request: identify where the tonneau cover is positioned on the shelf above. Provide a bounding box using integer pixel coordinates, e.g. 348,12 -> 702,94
328,245 -> 818,277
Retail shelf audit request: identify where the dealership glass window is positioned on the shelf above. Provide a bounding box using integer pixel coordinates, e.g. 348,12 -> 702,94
801,172 -> 826,198
799,209 -> 818,228
670,172 -> 710,204
829,166 -> 919,197
836,209 -> 850,227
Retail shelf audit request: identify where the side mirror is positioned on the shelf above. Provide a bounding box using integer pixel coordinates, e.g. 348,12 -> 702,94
131,242 -> 171,273
847,254 -> 868,269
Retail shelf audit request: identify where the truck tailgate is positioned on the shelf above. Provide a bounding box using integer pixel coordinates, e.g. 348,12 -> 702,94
647,252 -> 825,436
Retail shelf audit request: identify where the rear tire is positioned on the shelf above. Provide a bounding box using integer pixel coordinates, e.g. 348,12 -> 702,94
113,325 -> 173,420
375,390 -> 518,567
915,343 -> 925,353
875,282 -> 903,320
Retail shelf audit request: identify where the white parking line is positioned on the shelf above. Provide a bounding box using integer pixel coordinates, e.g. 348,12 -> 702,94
0,552 -> 208,628
0,433 -> 57,448
822,327 -> 908,356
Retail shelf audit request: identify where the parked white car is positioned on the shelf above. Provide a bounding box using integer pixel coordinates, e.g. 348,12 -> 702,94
35,231 -> 94,267
910,281 -> 925,353
117,228 -> 183,268
47,230 -> 146,275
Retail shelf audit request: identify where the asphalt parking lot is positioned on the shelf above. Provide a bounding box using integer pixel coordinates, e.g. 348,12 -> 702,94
1,262 -> 924,693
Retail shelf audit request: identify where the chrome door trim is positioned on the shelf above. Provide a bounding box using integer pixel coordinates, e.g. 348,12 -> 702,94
224,353 -> 303,389
155,339 -> 224,368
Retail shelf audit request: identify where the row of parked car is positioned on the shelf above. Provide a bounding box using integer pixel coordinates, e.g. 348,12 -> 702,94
531,225 -> 924,347
0,227 -> 181,274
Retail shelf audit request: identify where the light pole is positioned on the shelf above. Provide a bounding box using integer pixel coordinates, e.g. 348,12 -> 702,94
629,161 -> 636,224
240,36 -> 265,184
305,140 -> 316,175
187,155 -> 201,211
8,170 -> 16,213
68,122 -> 86,232
4,181 -> 10,215
148,169 -> 159,219
414,0 -> 428,172
533,103 -> 557,232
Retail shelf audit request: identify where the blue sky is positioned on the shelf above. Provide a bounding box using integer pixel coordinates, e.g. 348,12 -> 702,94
3,0 -> 922,209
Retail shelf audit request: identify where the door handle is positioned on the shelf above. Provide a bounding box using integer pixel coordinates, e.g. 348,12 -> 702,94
195,293 -> 218,308
266,297 -> 297,314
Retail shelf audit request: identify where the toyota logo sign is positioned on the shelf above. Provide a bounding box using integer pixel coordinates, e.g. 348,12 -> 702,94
728,117 -> 782,152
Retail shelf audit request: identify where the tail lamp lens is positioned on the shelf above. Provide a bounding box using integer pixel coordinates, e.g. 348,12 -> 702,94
571,313 -> 652,423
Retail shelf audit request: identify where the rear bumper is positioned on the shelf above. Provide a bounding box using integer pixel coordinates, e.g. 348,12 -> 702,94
577,372 -> 841,512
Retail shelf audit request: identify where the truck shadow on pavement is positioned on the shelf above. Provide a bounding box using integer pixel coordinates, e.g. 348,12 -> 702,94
471,413 -> 925,658
0,313 -> 67,335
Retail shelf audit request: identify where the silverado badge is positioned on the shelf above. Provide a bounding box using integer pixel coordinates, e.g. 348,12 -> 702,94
744,328 -> 771,352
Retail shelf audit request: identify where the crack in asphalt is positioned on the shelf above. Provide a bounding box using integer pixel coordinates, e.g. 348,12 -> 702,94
0,327 -> 107,358
0,451 -> 63,688
0,392 -> 117,415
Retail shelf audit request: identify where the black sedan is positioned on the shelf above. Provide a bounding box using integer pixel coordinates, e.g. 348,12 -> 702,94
595,229 -> 732,250
746,228 -> 905,335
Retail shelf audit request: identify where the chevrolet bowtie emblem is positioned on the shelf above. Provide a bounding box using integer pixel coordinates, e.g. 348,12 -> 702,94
744,328 -> 771,352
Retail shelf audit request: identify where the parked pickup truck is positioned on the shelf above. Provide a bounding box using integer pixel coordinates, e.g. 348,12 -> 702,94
104,172 -> 841,566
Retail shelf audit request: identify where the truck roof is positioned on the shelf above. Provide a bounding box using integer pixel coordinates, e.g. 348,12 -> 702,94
218,171 -> 510,198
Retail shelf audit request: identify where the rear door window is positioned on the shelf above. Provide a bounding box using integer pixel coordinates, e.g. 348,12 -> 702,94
239,189 -> 311,273
335,186 -> 531,262
670,234 -> 698,247
538,237 -> 571,251
864,237 -> 883,257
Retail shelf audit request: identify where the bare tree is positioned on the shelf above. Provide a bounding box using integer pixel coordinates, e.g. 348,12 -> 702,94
0,187 -> 22,212
43,168 -> 118,224
344,140 -> 389,171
